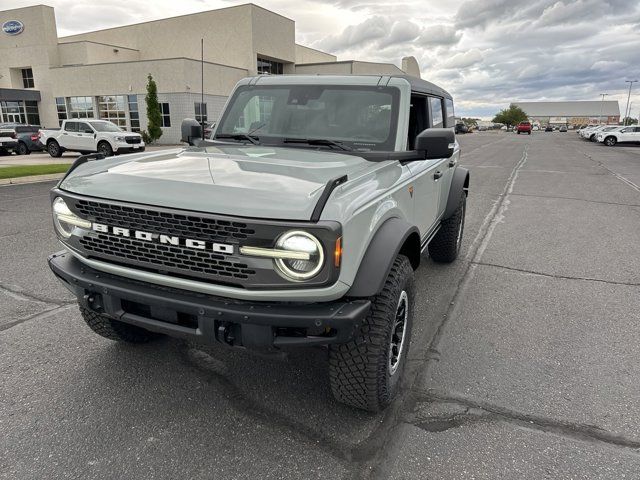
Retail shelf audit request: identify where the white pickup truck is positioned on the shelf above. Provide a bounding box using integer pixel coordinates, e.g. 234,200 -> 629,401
40,119 -> 145,157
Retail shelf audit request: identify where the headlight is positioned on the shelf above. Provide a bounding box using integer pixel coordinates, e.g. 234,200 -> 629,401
274,231 -> 324,281
52,197 -> 91,238
115,136 -> 126,142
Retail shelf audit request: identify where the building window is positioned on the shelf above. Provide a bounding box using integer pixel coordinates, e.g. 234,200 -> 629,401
25,100 -> 40,125
55,97 -> 67,126
0,101 -> 26,124
160,102 -> 171,127
128,95 -> 140,132
98,95 -> 127,128
257,57 -> 283,75
67,96 -> 95,119
21,68 -> 34,88
195,102 -> 207,123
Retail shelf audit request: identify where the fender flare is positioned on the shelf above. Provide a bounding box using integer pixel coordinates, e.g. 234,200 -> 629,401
443,167 -> 470,219
347,217 -> 420,298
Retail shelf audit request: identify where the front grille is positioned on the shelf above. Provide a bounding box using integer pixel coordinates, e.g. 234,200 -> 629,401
74,200 -> 256,242
125,136 -> 141,144
79,234 -> 256,281
73,199 -> 260,284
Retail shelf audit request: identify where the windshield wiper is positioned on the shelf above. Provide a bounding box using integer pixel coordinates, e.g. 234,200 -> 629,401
215,133 -> 260,145
283,138 -> 352,151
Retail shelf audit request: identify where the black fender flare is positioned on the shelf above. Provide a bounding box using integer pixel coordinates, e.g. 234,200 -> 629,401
443,167 -> 470,219
347,217 -> 420,298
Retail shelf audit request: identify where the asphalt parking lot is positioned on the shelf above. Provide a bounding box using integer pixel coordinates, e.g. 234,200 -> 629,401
1,132 -> 639,479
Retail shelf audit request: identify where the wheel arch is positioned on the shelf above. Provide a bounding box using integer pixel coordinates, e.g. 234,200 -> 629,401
347,217 -> 420,298
443,167 -> 470,219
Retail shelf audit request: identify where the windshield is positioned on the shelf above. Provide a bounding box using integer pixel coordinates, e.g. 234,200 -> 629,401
89,121 -> 123,133
215,85 -> 400,151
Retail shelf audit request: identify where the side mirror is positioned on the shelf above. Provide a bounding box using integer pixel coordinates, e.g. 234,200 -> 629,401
84,129 -> 93,134
181,118 -> 202,145
415,128 -> 455,159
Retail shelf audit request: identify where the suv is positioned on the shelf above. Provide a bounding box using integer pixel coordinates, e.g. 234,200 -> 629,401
597,125 -> 640,146
40,119 -> 145,157
516,121 -> 532,134
47,75 -> 469,411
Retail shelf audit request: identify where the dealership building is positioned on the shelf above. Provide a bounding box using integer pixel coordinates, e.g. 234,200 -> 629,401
514,101 -> 621,126
0,4 -> 419,143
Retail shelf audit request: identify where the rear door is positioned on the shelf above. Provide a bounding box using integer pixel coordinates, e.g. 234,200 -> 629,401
61,121 -> 78,149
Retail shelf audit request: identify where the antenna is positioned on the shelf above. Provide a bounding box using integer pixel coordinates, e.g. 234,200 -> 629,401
201,38 -> 205,140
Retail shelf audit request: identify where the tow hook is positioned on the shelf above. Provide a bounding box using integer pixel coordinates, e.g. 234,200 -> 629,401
217,322 -> 236,346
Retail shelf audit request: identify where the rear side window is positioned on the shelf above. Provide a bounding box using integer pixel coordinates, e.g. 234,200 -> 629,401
445,98 -> 455,128
429,97 -> 444,128
15,126 -> 40,134
64,122 -> 77,132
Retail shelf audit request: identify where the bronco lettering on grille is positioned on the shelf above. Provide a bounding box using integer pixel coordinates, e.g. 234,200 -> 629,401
92,223 -> 235,254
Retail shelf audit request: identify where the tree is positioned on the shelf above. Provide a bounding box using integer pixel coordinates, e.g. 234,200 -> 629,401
622,116 -> 638,125
492,104 -> 528,127
462,117 -> 480,128
144,74 -> 163,143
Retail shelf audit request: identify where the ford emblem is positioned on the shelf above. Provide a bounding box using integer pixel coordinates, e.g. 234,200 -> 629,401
2,20 -> 24,36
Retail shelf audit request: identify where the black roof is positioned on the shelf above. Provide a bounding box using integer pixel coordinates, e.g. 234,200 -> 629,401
391,75 -> 452,100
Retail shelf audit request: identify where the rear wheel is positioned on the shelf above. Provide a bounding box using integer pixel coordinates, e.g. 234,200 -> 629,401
429,192 -> 466,263
16,142 -> 29,155
97,141 -> 113,157
604,136 -> 616,147
47,140 -> 62,158
79,306 -> 159,343
329,255 -> 414,412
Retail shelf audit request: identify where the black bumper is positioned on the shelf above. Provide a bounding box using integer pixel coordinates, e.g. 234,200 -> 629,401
0,140 -> 18,151
115,146 -> 145,154
48,251 -> 370,349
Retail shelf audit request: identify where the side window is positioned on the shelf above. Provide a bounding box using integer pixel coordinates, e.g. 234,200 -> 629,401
407,94 -> 428,150
64,122 -> 77,132
445,98 -> 455,128
429,97 -> 444,128
77,122 -> 91,133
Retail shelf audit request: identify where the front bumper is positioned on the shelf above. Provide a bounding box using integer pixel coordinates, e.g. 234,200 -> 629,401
49,251 -> 370,349
114,144 -> 145,153
0,140 -> 18,150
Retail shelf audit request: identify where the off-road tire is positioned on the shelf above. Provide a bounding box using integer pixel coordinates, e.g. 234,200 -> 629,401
604,136 -> 616,147
97,141 -> 113,157
47,140 -> 62,158
429,192 -> 466,263
329,255 -> 415,412
16,142 -> 29,155
79,306 -> 158,343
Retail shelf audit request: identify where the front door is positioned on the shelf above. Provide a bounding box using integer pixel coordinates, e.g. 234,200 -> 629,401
408,159 -> 446,242
75,122 -> 96,151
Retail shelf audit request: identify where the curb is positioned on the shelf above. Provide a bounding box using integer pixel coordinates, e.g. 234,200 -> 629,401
0,173 -> 64,186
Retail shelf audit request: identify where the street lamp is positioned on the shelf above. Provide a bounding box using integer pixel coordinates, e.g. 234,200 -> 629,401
598,93 -> 608,125
623,80 -> 637,125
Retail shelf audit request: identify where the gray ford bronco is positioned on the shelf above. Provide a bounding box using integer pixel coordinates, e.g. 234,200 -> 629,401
48,75 -> 469,411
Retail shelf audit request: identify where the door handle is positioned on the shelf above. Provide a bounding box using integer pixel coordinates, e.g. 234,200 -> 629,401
433,171 -> 443,180
62,133 -> 68,135
448,159 -> 456,168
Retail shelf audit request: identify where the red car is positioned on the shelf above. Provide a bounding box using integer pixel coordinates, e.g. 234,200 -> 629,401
516,121 -> 532,135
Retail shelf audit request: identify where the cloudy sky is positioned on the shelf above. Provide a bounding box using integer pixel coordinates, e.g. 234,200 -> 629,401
5,0 -> 640,118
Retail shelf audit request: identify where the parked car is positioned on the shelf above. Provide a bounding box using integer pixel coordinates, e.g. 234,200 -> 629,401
532,125 -> 540,131
582,125 -> 619,141
559,125 -> 567,132
0,124 -> 44,154
545,125 -> 553,132
455,122 -> 469,134
516,121 -> 532,134
203,122 -> 216,139
47,74 -> 469,412
597,126 -> 640,146
0,123 -> 19,155
40,120 -> 145,157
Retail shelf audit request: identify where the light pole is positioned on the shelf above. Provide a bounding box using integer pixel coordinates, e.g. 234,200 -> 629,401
623,80 -> 637,125
598,93 -> 608,125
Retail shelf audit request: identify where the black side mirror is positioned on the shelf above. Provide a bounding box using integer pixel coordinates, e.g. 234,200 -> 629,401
415,128 -> 455,159
181,118 -> 202,145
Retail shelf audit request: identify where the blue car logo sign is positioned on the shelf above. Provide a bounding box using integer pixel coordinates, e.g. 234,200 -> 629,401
2,20 -> 24,36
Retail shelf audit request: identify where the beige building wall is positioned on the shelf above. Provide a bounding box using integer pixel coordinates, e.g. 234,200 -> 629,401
296,61 -> 405,76
295,44 -> 337,64
58,42 -> 140,66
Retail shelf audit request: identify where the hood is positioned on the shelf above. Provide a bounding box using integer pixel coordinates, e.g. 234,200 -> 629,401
59,145 -> 376,220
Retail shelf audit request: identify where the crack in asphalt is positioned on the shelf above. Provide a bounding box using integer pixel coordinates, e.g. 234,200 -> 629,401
411,390 -> 640,453
509,192 -> 640,208
351,145 -> 531,480
0,303 -> 74,333
472,261 -> 640,287
0,283 -> 74,306
579,150 -> 640,193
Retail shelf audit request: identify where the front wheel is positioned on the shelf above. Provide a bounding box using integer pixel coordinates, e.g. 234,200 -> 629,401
604,136 -> 616,147
97,141 -> 113,157
429,192 -> 466,263
329,255 -> 415,412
